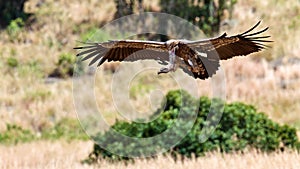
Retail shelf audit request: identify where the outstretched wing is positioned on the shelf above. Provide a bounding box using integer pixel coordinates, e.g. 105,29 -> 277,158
74,40 -> 169,66
176,21 -> 272,79
186,21 -> 272,60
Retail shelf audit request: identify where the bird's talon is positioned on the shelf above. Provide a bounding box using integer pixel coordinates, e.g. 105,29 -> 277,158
158,67 -> 169,74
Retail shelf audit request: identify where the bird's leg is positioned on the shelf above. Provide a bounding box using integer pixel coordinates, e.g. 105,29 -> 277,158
158,46 -> 178,74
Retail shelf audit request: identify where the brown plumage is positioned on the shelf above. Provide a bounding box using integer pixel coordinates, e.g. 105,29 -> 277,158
74,21 -> 272,79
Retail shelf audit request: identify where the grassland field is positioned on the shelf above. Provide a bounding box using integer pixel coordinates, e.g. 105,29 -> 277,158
1,0 -> 300,168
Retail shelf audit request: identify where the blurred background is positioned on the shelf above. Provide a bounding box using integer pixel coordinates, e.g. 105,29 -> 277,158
0,0 -> 300,168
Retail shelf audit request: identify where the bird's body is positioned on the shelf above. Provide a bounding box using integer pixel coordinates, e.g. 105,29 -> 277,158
74,21 -> 272,79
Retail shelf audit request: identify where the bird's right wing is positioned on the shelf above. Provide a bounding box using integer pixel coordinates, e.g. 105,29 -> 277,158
74,40 -> 169,66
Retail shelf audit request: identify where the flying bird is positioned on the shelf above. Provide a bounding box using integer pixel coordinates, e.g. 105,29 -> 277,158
74,21 -> 272,79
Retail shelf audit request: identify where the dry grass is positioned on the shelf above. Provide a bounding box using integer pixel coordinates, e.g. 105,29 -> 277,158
116,151 -> 300,169
223,0 -> 300,59
0,0 -> 300,168
0,0 -> 299,130
0,141 -> 93,169
0,140 -> 299,169
222,57 -> 300,125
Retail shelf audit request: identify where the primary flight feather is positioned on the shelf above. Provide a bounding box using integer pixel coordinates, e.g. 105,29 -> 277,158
74,21 -> 272,79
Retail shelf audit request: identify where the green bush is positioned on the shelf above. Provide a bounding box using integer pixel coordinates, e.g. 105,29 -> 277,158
112,0 -> 237,38
49,53 -> 84,78
7,57 -> 19,68
114,0 -> 135,19
160,0 -> 237,36
41,118 -> 89,141
0,0 -> 29,28
18,60 -> 44,78
87,90 -> 300,162
0,124 -> 35,144
6,17 -> 25,40
0,118 -> 88,145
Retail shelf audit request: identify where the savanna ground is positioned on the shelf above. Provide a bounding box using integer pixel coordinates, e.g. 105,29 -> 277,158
1,0 -> 300,168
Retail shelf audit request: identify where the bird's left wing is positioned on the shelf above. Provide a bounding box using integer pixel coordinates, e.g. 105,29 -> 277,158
175,21 -> 272,79
185,21 -> 272,60
74,40 -> 169,66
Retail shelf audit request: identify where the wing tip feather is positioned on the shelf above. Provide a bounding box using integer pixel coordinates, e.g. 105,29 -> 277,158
240,21 -> 262,36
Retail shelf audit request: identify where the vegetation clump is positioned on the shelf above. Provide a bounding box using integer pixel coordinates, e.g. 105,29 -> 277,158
0,124 -> 35,144
6,17 -> 25,41
160,0 -> 237,36
0,118 -> 88,145
48,53 -> 84,78
0,0 -> 30,28
87,90 -> 300,162
112,0 -> 237,39
6,57 -> 19,68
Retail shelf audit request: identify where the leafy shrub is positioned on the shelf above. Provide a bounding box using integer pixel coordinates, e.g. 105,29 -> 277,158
24,90 -> 51,102
0,118 -> 88,145
48,53 -> 84,78
7,57 -> 19,68
6,17 -> 25,40
112,0 -> 236,39
114,0 -> 135,19
41,118 -> 89,141
13,60 -> 44,78
0,124 -> 35,144
87,90 -> 300,162
0,0 -> 29,28
160,0 -> 237,36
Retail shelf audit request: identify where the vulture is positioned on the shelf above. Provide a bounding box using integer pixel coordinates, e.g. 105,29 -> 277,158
74,21 -> 272,79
